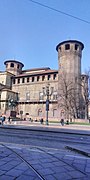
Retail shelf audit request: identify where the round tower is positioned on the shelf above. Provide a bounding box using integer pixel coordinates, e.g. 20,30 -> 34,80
56,40 -> 84,81
4,60 -> 24,75
56,40 -> 84,119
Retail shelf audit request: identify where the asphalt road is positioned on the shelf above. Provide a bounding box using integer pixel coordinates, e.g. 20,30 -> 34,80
0,126 -> 90,150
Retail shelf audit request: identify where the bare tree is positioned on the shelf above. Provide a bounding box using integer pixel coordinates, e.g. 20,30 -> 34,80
80,69 -> 90,119
58,73 -> 82,119
88,69 -> 90,98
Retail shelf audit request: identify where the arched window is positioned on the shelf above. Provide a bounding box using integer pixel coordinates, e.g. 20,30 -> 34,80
38,109 -> 42,117
53,109 -> 57,117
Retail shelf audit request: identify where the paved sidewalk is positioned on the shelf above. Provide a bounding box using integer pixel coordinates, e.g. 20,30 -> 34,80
0,143 -> 90,180
0,122 -> 90,179
3,120 -> 90,135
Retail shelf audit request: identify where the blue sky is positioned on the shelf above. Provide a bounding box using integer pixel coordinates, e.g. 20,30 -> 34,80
0,0 -> 90,73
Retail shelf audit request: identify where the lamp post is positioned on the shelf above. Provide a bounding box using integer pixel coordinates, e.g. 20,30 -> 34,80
46,86 -> 49,125
8,96 -> 18,118
8,98 -> 16,110
43,84 -> 53,125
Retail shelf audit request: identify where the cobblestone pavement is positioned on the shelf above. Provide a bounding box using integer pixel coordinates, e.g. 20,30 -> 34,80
0,143 -> 90,180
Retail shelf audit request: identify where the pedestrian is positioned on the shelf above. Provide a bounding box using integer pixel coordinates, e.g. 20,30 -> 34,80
40,118 -> 43,124
60,119 -> 64,126
29,117 -> 31,121
2,116 -> 6,125
8,116 -> 11,124
66,120 -> 69,125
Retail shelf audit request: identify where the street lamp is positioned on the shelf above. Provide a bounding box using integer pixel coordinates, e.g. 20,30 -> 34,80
8,96 -> 18,117
8,97 -> 17,110
43,84 -> 53,125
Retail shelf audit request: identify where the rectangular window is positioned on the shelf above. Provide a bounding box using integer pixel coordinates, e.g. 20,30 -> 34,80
22,78 -> 25,83
27,77 -> 29,83
17,64 -> 19,69
10,63 -> 14,67
37,76 -> 40,81
26,92 -> 30,100
42,75 -> 45,81
17,78 -> 20,84
65,44 -> 70,50
39,92 -> 44,100
32,77 -> 34,82
53,74 -> 56,80
48,75 -> 50,80
53,92 -> 57,100
75,44 -> 79,50
13,79 -> 15,84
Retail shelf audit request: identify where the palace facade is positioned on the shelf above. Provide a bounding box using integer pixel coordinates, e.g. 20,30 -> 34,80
0,40 -> 89,121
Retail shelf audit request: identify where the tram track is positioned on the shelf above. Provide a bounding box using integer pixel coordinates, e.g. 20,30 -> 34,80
1,143 -> 46,180
0,126 -> 89,179
0,143 -> 88,179
33,146 -> 87,176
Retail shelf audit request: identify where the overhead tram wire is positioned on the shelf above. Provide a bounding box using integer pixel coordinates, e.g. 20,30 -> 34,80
28,0 -> 90,25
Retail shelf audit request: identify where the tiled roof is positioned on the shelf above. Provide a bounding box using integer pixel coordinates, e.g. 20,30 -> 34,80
22,67 -> 50,73
14,68 -> 58,78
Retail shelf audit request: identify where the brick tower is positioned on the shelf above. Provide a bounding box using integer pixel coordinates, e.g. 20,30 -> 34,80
4,60 -> 24,75
56,40 -> 84,119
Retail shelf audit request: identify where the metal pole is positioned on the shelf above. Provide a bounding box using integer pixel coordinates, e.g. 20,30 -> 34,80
46,109 -> 48,125
46,85 -> 49,125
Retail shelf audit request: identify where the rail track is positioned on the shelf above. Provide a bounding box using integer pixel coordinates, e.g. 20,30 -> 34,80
0,143 -> 88,179
1,143 -> 45,180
